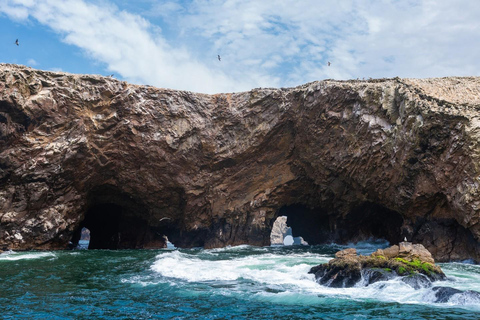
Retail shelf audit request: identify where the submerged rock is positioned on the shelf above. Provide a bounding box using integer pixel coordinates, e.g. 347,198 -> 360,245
309,242 -> 446,288
430,286 -> 480,304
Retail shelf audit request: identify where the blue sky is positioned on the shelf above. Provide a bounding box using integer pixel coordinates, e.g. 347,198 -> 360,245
1,0 -> 480,93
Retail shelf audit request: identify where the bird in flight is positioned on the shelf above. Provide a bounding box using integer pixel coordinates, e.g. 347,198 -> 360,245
15,39 -> 19,46
327,61 -> 331,66
218,55 -> 221,61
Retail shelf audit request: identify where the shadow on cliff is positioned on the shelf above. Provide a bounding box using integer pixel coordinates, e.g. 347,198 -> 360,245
70,185 -> 167,249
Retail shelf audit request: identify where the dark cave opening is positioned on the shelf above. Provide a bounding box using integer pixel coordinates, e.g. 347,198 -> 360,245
273,202 -> 404,245
342,202 -> 404,244
83,203 -> 123,250
275,204 -> 331,245
70,185 -> 167,250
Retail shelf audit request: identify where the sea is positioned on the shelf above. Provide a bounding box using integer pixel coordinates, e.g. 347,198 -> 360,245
0,240 -> 479,319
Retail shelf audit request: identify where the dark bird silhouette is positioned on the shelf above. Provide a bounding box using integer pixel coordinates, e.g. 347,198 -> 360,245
218,54 -> 221,61
327,61 -> 331,66
15,39 -> 19,46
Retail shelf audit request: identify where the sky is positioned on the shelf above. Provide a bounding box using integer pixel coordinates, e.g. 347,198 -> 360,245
1,0 -> 480,94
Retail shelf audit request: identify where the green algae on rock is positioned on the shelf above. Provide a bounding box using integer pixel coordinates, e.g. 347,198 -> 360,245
309,242 -> 446,288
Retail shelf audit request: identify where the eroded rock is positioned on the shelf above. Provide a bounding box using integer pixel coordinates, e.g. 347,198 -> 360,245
270,216 -> 290,245
309,242 -> 446,288
1,64 -> 480,260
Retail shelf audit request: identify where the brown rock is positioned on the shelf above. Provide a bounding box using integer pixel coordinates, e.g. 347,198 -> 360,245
335,248 -> 357,258
310,243 -> 445,288
373,245 -> 400,259
0,64 -> 480,261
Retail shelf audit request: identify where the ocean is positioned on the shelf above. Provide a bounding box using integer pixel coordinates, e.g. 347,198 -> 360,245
0,241 -> 479,319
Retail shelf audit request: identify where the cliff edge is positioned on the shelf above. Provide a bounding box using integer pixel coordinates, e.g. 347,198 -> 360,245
1,64 -> 480,261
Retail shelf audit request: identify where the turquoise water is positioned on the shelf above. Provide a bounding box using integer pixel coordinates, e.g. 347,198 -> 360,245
1,242 -> 479,319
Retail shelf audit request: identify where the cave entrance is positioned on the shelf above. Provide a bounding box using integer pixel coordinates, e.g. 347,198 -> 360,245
342,202 -> 404,244
273,204 -> 332,245
70,185 -> 167,250
271,202 -> 404,246
270,216 -> 308,246
83,203 -> 124,250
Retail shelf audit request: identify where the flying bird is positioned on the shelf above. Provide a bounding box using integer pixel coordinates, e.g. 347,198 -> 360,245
217,55 -> 221,61
15,39 -> 19,46
327,61 -> 331,66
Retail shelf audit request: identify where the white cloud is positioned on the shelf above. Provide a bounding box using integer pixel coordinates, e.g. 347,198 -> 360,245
1,0 -> 480,93
1,0 -> 250,93
174,0 -> 480,83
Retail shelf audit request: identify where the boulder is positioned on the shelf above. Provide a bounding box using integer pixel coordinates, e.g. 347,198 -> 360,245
373,241 -> 435,264
309,242 -> 445,288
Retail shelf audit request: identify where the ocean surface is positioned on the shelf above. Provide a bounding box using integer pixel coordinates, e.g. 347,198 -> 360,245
1,240 -> 479,319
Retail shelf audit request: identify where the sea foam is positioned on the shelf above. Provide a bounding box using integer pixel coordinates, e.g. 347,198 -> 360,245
147,245 -> 480,310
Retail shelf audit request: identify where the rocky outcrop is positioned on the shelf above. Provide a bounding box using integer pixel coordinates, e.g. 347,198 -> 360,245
270,216 -> 290,245
1,64 -> 480,260
309,242 -> 446,288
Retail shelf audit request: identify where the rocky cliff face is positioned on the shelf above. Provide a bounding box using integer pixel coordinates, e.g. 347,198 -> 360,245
1,64 -> 480,261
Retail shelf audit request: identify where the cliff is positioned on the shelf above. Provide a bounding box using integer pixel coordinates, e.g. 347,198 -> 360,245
1,64 -> 480,261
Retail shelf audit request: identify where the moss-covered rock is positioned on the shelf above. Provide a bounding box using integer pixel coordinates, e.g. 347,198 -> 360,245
309,242 -> 446,288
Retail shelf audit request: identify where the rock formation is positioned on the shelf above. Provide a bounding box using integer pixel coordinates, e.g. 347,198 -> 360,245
1,64 -> 480,261
309,242 -> 446,288
270,216 -> 290,245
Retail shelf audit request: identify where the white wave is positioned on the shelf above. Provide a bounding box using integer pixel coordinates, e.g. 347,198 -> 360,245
205,244 -> 268,253
151,250 -> 329,284
146,248 -> 480,309
0,251 -> 56,261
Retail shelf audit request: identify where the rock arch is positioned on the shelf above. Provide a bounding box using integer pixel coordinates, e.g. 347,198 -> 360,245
2,65 -> 480,261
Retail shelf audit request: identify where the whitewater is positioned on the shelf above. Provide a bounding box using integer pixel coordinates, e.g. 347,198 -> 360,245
0,241 -> 479,319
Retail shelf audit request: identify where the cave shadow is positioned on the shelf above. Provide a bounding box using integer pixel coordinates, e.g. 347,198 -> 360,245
70,185 -> 166,250
272,202 -> 404,246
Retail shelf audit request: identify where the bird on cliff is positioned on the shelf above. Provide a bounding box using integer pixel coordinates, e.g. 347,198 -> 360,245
404,237 -> 407,242
15,39 -> 19,46
218,55 -> 221,61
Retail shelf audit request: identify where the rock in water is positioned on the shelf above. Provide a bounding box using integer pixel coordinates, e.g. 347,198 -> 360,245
430,286 -> 480,304
1,64 -> 480,260
309,242 -> 446,288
